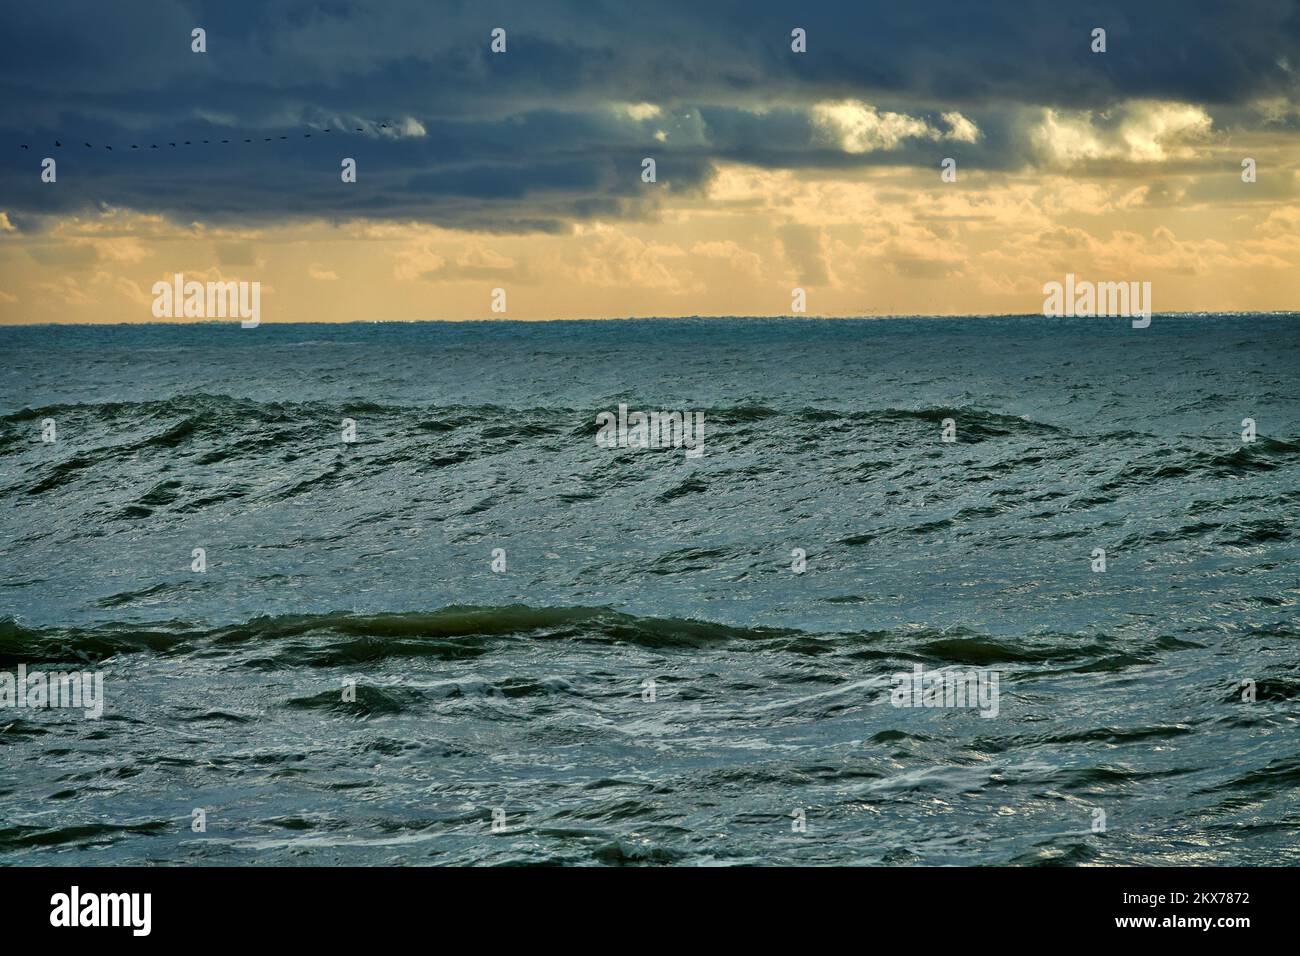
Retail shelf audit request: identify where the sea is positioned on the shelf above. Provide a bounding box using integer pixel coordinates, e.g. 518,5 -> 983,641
1,314 -> 1297,865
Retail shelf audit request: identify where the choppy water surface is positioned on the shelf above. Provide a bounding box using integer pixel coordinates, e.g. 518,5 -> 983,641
1,315 -> 1297,865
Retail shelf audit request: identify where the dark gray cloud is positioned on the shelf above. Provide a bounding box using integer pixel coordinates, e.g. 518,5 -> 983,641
1,0 -> 1296,228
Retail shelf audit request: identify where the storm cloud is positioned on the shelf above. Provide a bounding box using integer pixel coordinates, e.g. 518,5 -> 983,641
2,0 -> 1297,230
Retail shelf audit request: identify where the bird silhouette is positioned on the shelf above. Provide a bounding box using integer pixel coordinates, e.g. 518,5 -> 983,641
18,120 -> 400,154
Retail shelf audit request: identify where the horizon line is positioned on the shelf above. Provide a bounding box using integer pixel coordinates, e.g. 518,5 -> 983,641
3,310 -> 1299,328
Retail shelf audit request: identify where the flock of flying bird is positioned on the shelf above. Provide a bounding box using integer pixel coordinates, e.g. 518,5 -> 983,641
17,123 -> 397,151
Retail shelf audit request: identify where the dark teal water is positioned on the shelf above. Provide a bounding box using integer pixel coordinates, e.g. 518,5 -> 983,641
1,315 -> 1297,865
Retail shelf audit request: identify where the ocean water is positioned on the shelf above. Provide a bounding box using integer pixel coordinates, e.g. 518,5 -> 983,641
1,315 -> 1297,866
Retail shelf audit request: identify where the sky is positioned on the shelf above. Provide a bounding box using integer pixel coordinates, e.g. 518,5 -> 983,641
1,0 -> 1298,322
